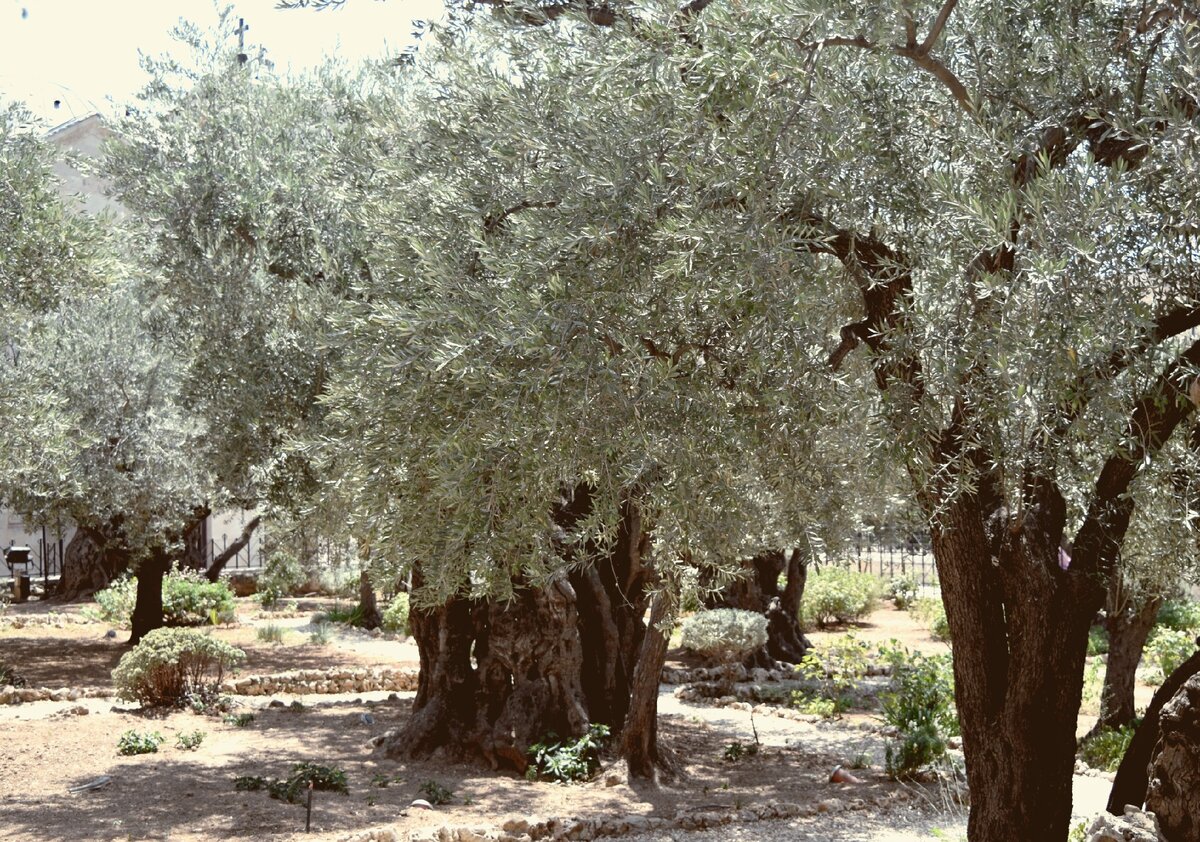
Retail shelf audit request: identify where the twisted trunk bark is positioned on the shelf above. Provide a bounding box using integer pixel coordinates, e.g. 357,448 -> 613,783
706,548 -> 811,665
1090,590 -> 1162,736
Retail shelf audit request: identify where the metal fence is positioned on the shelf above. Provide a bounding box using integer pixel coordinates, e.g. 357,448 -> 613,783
840,530 -> 938,588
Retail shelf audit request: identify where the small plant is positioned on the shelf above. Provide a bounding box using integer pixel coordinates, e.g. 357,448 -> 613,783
224,712 -> 255,727
1080,657 -> 1104,716
324,602 -> 366,626
117,730 -> 165,755
880,648 -> 959,779
418,779 -> 455,805
381,592 -> 410,634
257,623 -> 287,644
797,633 -> 872,702
175,730 -> 206,750
849,751 -> 872,769
913,596 -> 951,642
90,569 -> 235,628
526,723 -> 611,782
1078,724 -> 1137,772
679,608 -> 768,663
256,550 -> 308,609
1087,625 -> 1110,656
88,574 -> 137,627
112,627 -> 245,707
789,692 -> 842,718
235,763 -> 349,804
886,574 -> 920,610
309,621 -> 333,645
800,565 -> 880,628
722,740 -> 759,761
371,773 -> 392,788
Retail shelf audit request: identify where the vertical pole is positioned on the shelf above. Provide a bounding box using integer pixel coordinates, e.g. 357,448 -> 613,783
305,781 -> 314,831
41,524 -> 48,590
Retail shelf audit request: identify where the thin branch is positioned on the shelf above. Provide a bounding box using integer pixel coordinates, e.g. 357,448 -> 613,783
918,0 -> 959,54
482,199 -> 559,235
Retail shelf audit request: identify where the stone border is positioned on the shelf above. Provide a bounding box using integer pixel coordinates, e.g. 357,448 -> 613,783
222,667 -> 419,696
340,791 -> 917,842
0,685 -> 111,704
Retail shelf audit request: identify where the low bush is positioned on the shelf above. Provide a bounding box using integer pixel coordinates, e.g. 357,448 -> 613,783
322,602 -> 366,627
880,647 -> 958,779
797,634 -> 872,704
418,779 -> 455,805
90,568 -> 235,628
224,712 -> 255,727
1078,724 -> 1137,772
800,566 -> 880,628
0,662 -> 26,688
381,592 -> 410,635
256,623 -> 287,644
886,574 -> 920,610
175,730 -> 206,751
1156,598 -> 1200,633
235,762 -> 349,804
526,723 -> 611,782
163,568 -> 236,626
117,730 -> 165,755
309,621 -> 333,645
722,740 -> 759,761
679,608 -> 768,663
1145,627 -> 1197,683
113,627 -> 245,707
913,596 -> 951,643
257,551 -> 308,608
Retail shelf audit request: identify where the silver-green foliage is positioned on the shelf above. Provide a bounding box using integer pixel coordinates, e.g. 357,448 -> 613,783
800,566 -> 880,628
113,627 -> 244,706
679,608 -> 768,663
381,592 -> 410,635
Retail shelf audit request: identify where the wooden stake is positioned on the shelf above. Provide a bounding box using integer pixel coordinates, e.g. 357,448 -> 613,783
305,781 -> 314,832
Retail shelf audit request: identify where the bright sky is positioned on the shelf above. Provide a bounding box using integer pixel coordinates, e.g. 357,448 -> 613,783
0,0 -> 444,124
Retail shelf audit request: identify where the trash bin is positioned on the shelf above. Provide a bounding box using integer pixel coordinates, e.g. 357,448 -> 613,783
4,545 -> 32,603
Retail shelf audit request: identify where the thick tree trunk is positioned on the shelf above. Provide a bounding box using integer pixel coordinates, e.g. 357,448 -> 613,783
1143,671 -> 1200,840
57,526 -> 128,601
1108,645 -> 1200,814
621,589 -> 673,778
388,573 -> 589,771
129,547 -> 170,645
705,547 -> 811,665
933,495 -> 1104,842
1090,590 -> 1163,737
357,569 -> 382,630
388,484 -> 664,775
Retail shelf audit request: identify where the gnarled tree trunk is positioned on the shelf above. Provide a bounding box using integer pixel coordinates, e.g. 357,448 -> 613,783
129,546 -> 170,645
57,525 -> 129,601
1143,670 -> 1200,840
706,547 -> 811,665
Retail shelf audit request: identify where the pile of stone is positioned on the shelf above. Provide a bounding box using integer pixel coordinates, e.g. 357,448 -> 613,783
0,685 -> 110,705
221,666 -> 419,696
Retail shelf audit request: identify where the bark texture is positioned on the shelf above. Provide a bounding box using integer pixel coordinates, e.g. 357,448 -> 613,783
205,515 -> 261,582
57,527 -> 128,600
129,547 -> 169,645
706,548 -> 811,665
388,484 -> 662,774
1091,590 -> 1163,736
357,569 -> 382,630
1145,672 -> 1200,841
1109,646 -> 1200,814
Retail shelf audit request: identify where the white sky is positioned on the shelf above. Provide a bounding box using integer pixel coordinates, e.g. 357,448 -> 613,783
0,0 -> 444,123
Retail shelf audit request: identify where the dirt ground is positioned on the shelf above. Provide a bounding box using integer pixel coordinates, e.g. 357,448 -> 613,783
0,598 -> 1105,841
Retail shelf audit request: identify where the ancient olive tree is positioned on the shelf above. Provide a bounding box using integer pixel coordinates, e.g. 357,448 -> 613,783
315,10 -> 856,776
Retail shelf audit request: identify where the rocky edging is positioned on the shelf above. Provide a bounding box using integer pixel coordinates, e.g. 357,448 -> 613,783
221,667 -> 420,696
0,685 -> 111,704
340,791 -> 918,842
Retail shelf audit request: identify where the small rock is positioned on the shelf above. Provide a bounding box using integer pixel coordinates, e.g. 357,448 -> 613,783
105,629 -> 117,638
69,705 -> 88,716
268,699 -> 286,708
829,766 -> 862,784
411,799 -> 434,810
360,713 -> 375,725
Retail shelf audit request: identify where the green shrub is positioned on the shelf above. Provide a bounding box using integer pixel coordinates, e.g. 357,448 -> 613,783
117,730 -> 165,755
163,567 -> 236,626
1156,599 -> 1200,632
800,566 -> 880,628
89,574 -> 137,627
1145,627 -> 1197,683
257,551 -> 308,608
722,740 -> 759,761
322,602 -> 366,627
309,621 -> 333,645
1078,724 -> 1137,772
913,596 -> 951,642
224,712 -> 255,727
381,592 -> 410,634
175,730 -> 206,751
526,723 -> 611,782
113,627 -> 245,707
880,648 -> 959,778
797,634 -> 871,705
1087,625 -> 1110,656
235,763 -> 349,804
679,608 -> 767,663
886,574 -> 920,610
91,569 -> 234,629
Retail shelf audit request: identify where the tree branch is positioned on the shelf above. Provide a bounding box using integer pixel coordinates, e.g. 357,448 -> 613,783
918,0 -> 958,54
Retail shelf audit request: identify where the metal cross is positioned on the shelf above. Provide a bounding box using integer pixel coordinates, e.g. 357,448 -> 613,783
236,18 -> 249,52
